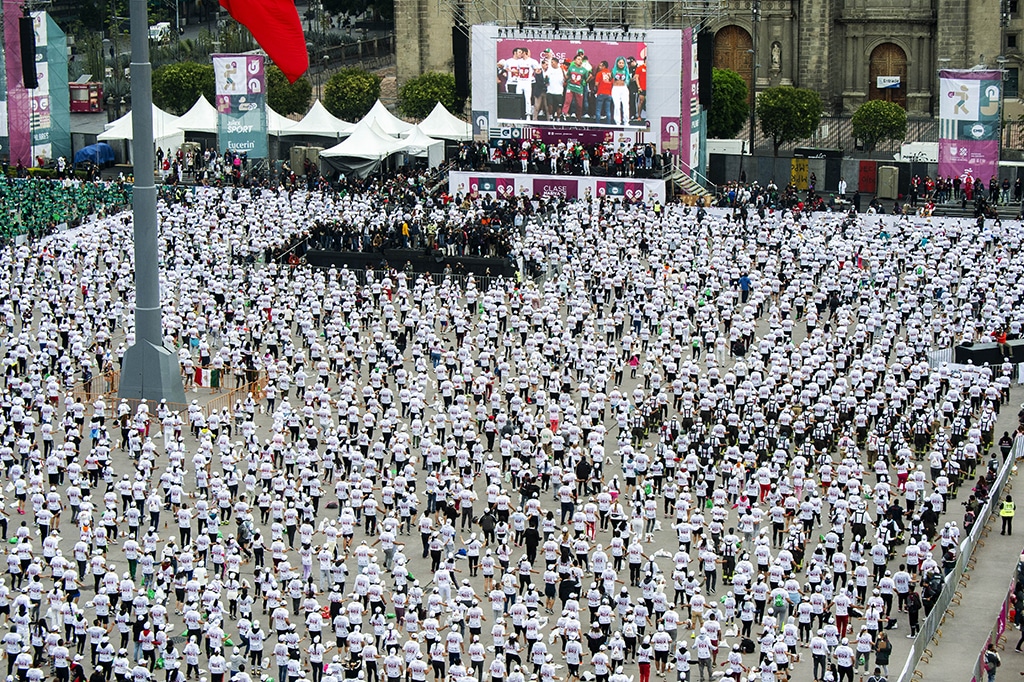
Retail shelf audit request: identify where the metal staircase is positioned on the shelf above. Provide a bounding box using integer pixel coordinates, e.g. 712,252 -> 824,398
667,164 -> 715,198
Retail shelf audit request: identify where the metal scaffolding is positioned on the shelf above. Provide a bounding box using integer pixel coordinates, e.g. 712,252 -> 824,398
442,0 -> 725,34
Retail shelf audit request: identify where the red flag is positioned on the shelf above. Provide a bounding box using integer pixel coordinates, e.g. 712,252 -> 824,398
219,0 -> 309,82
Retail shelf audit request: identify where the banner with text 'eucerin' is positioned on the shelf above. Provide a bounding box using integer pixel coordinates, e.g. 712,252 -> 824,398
213,54 -> 268,158
938,69 -> 1001,184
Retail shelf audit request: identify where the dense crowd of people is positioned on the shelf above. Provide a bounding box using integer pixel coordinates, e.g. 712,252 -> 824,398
0,175 -> 131,240
0,182 -> 1020,682
456,141 -> 670,178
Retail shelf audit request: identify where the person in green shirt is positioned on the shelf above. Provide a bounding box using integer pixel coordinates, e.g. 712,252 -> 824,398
561,53 -> 588,121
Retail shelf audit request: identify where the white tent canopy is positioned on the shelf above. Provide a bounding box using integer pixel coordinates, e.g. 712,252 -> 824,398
320,118 -> 410,178
361,99 -> 414,136
98,105 -> 184,160
175,94 -> 219,133
99,104 -> 182,142
175,95 -> 218,134
402,126 -> 444,167
417,101 -> 472,141
280,100 -> 355,138
266,106 -> 297,136
321,119 -> 408,160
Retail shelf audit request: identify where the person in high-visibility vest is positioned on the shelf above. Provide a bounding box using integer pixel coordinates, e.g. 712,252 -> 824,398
1000,494 -> 1016,536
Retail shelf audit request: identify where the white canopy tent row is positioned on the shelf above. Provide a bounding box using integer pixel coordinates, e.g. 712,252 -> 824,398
98,104 -> 185,163
280,100 -> 355,139
319,99 -> 472,178
95,98 -> 469,174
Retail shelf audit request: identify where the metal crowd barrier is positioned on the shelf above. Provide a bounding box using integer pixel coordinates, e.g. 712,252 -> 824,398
896,433 -> 1024,682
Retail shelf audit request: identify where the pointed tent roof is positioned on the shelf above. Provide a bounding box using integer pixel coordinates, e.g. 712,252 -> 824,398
266,105 -> 297,136
417,101 -> 473,141
98,104 -> 181,141
281,99 -> 355,137
361,99 -> 414,136
401,126 -> 443,156
320,118 -> 408,160
175,95 -> 219,134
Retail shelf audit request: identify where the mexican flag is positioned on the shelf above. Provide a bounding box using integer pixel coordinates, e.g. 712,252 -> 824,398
219,0 -> 309,82
195,368 -> 220,388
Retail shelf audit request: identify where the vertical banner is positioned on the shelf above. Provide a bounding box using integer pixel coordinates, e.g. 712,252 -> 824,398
858,160 -> 877,193
29,13 -> 69,163
0,2 -> 7,161
43,13 -> 70,162
213,54 -> 269,158
4,0 -> 30,165
29,11 -> 50,163
688,31 -> 701,175
790,158 -> 809,190
675,27 -> 692,171
939,69 -> 1002,184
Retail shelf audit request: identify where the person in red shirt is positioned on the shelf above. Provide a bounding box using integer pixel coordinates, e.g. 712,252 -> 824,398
594,61 -> 613,125
996,329 -> 1010,357
632,57 -> 648,120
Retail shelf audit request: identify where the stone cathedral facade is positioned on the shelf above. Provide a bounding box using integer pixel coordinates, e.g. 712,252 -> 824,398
396,0 -> 1014,119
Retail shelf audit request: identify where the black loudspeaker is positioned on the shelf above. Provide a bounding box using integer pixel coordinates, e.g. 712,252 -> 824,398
20,17 -> 38,89
697,30 -> 714,108
497,92 -> 525,119
452,27 -> 470,100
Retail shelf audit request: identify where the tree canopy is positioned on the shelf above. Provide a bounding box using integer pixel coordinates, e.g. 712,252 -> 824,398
267,66 -> 313,116
851,99 -> 908,151
397,72 -> 464,120
708,68 -> 749,139
323,68 -> 382,121
152,62 -> 215,115
756,86 -> 823,156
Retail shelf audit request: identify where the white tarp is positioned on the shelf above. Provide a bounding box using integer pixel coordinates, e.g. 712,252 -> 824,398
98,105 -> 184,161
361,99 -> 414,136
417,101 -> 472,141
266,106 -> 297,136
321,119 -> 408,160
402,126 -> 444,167
99,104 -> 182,142
175,95 -> 219,134
281,99 -> 355,138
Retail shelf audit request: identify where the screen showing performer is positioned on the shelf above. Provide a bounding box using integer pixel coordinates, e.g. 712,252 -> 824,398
495,38 -> 648,128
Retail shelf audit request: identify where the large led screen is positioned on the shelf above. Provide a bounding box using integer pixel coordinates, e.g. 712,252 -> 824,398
493,38 -> 649,128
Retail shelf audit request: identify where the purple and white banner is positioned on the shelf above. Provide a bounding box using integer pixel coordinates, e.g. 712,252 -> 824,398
213,54 -> 268,158
4,0 -> 31,165
450,170 -> 665,203
533,177 -> 578,199
938,69 -> 1002,184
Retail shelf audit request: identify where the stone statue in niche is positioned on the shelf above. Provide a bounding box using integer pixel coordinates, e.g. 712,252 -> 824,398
771,41 -> 782,71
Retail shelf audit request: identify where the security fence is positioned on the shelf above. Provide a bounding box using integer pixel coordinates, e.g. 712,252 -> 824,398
896,433 -> 1024,682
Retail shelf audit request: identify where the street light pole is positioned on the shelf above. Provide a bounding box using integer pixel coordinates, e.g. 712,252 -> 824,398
749,0 -> 761,157
118,0 -> 186,403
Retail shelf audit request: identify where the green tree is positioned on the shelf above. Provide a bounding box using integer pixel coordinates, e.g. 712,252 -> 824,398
851,99 -> 908,152
756,86 -> 823,156
267,66 -> 313,116
152,62 -> 215,114
397,72 -> 463,120
708,68 -> 749,139
323,68 -> 382,121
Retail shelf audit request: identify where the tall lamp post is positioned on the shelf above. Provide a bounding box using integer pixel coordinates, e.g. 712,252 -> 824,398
118,0 -> 186,403
748,0 -> 761,156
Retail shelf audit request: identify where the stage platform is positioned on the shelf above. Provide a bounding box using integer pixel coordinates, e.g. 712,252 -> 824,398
448,170 -> 667,202
304,248 -> 516,278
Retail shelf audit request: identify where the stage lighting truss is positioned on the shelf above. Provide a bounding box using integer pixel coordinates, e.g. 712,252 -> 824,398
443,0 -> 725,36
